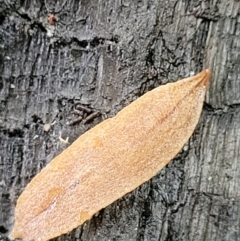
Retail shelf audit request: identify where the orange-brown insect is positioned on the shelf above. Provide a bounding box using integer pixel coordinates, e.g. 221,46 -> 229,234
10,69 -> 211,241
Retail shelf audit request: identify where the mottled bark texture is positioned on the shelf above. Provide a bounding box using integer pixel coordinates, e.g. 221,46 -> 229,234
0,1 -> 239,241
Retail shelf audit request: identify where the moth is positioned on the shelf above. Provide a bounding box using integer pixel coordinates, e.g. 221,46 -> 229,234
10,69 -> 211,241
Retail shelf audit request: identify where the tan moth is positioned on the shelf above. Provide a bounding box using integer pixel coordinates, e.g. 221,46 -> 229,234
10,69 -> 211,241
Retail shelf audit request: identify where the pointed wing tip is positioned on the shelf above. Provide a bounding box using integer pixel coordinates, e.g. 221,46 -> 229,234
201,69 -> 211,86
204,68 -> 211,76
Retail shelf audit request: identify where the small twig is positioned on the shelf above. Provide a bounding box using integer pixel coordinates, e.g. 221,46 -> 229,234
75,105 -> 92,113
68,116 -> 83,126
82,112 -> 100,124
72,109 -> 83,116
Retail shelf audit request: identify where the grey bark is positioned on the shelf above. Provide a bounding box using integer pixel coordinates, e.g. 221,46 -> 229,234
0,0 -> 240,241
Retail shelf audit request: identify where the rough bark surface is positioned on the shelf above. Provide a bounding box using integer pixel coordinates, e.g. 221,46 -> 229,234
0,1 -> 239,241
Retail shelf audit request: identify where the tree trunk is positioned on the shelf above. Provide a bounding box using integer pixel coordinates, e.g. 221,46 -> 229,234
0,0 -> 240,241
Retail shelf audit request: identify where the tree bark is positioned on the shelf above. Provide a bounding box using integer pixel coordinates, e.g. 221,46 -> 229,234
0,0 -> 240,241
